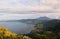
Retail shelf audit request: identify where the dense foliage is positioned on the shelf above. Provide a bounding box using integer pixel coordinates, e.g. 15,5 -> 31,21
0,27 -> 32,39
28,20 -> 60,39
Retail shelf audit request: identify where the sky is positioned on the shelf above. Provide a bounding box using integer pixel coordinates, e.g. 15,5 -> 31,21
0,0 -> 59,20
40,0 -> 60,12
0,0 -> 40,12
0,0 -> 60,12
0,13 -> 59,20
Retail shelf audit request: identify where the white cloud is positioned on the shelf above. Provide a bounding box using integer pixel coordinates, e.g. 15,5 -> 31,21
0,13 -> 41,20
0,13 -> 60,20
0,0 -> 60,12
40,0 -> 60,12
0,0 -> 40,11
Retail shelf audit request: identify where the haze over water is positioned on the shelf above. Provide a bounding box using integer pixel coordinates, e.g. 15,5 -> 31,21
0,21 -> 34,34
0,13 -> 59,34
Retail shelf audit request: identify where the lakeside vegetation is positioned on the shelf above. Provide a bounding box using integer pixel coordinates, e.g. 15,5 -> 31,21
0,19 -> 60,39
28,19 -> 60,39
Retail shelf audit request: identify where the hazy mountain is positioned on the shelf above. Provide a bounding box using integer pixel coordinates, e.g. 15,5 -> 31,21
0,16 -> 52,24
37,16 -> 51,20
18,16 -> 51,24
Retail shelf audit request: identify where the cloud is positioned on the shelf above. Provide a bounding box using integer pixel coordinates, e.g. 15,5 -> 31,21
0,13 -> 41,20
40,0 -> 60,12
0,0 -> 60,12
0,0 -> 40,11
0,13 -> 60,20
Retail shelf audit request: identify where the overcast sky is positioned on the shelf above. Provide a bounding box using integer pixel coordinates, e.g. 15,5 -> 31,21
40,0 -> 60,12
0,0 -> 60,12
0,13 -> 59,20
0,0 -> 59,20
0,0 -> 40,12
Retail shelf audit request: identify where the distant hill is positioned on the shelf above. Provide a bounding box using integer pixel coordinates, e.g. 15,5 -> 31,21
2,16 -> 51,25
0,16 -> 55,25
19,16 -> 51,24
37,16 -> 51,20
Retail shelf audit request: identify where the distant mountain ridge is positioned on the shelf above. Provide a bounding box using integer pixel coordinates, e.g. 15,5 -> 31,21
18,16 -> 52,24
0,16 -> 52,24
37,16 -> 51,20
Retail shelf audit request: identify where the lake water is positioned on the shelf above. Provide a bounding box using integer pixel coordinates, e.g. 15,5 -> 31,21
0,22 -> 34,34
